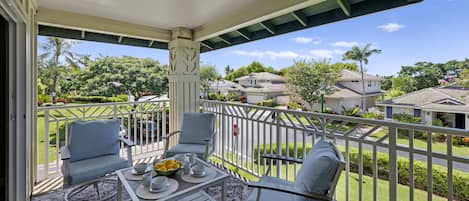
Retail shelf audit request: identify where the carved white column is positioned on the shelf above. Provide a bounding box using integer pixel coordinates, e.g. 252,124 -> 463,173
168,28 -> 200,132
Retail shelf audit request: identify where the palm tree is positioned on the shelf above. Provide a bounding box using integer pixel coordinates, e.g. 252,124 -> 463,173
343,43 -> 381,112
39,37 -> 79,101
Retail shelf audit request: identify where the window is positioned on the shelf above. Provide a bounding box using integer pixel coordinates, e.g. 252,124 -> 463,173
368,81 -> 372,87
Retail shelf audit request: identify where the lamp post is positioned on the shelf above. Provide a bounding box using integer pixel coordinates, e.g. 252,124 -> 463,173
319,85 -> 326,113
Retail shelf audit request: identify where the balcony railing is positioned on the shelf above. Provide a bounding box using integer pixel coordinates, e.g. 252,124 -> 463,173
200,100 -> 469,201
36,100 -> 469,200
36,100 -> 169,181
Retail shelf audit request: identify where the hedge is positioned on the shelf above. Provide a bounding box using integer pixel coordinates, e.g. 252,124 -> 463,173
253,143 -> 469,200
67,95 -> 128,103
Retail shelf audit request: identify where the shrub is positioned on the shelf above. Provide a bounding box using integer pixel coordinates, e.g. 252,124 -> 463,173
253,143 -> 469,200
56,97 -> 72,104
288,101 -> 302,110
363,112 -> 384,120
227,93 -> 239,101
342,105 -> 361,117
207,93 -> 217,100
239,96 -> 247,103
262,99 -> 274,107
38,94 -> 51,106
216,94 -> 226,101
324,107 -> 334,114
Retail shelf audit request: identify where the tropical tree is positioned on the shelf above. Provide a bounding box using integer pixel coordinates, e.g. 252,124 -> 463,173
286,60 -> 341,110
39,37 -> 80,100
224,65 -> 234,77
343,43 -> 381,112
77,56 -> 168,99
200,64 -> 221,98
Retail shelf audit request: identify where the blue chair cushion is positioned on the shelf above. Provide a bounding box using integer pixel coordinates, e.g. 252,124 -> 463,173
294,140 -> 340,197
68,120 -> 121,162
65,155 -> 128,185
247,176 -> 319,201
179,113 -> 215,145
165,144 -> 213,159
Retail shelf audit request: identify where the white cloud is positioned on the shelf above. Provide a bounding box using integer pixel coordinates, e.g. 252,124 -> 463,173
293,37 -> 321,44
330,41 -> 359,48
377,23 -> 405,32
233,50 -> 301,60
309,49 -> 345,59
309,49 -> 334,59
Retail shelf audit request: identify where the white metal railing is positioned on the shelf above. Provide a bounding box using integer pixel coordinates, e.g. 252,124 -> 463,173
36,100 -> 169,181
201,100 -> 469,201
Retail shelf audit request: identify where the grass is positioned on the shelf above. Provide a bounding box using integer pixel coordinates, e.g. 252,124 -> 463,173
210,157 -> 446,201
371,129 -> 469,157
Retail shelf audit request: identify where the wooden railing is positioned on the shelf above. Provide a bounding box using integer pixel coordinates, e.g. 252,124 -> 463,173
36,100 -> 169,181
201,100 -> 469,201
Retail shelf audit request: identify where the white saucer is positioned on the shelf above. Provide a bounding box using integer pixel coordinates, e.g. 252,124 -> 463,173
149,183 -> 170,193
181,167 -> 217,183
124,170 -> 144,181
136,178 -> 179,200
131,169 -> 147,175
191,171 -> 207,178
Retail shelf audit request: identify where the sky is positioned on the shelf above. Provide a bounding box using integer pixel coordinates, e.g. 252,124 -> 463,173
38,0 -> 469,76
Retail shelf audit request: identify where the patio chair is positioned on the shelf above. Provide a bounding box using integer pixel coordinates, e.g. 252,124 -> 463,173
61,119 -> 135,201
163,112 -> 216,161
247,140 -> 345,201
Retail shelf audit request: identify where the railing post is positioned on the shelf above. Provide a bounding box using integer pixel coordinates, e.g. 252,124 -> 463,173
388,126 -> 398,201
43,109 -> 50,180
113,104 -> 118,119
221,103 -> 226,168
275,111 -> 281,178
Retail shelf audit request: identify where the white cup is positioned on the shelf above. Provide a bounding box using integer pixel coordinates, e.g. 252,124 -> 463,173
192,164 -> 205,175
151,176 -> 168,190
142,173 -> 152,187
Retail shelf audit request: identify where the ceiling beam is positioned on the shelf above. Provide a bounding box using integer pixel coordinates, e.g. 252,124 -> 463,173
194,0 -> 326,41
37,8 -> 171,42
259,21 -> 275,34
291,11 -> 308,27
236,29 -> 251,40
218,35 -> 232,45
148,40 -> 154,47
81,30 -> 85,39
337,0 -> 351,16
118,36 -> 123,43
201,41 -> 214,50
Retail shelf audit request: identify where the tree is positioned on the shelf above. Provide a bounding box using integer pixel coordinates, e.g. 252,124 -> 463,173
459,69 -> 469,88
200,64 -> 221,98
331,62 -> 359,72
77,56 -> 168,99
286,60 -> 341,110
225,61 -> 277,81
224,65 -> 234,77
343,43 -> 381,112
39,37 -> 80,100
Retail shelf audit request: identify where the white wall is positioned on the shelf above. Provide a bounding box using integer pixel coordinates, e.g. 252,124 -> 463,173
274,96 -> 289,105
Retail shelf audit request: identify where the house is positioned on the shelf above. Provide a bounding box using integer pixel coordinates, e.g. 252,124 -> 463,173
208,80 -> 243,96
235,72 -> 289,104
377,85 -> 469,130
302,69 -> 384,113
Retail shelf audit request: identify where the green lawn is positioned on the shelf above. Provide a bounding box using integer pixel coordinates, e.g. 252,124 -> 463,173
371,129 -> 469,157
211,157 -> 446,201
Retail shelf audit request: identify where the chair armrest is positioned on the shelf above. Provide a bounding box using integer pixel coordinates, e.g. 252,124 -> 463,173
262,154 -> 303,164
119,137 -> 135,147
248,182 -> 331,201
60,146 -> 71,160
164,131 -> 180,140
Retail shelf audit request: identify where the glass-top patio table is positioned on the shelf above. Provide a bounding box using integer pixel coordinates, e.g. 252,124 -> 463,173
116,157 -> 229,201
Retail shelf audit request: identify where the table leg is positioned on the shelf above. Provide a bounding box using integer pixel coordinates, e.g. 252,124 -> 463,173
117,178 -> 122,201
222,180 -> 227,201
